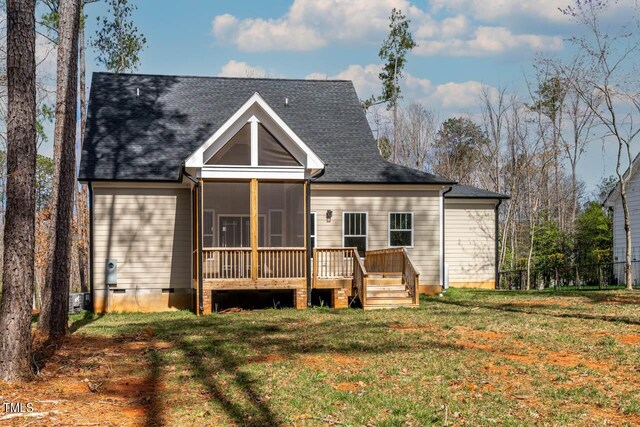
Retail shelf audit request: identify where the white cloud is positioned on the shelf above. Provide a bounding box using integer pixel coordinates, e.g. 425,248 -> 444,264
429,81 -> 492,109
430,0 -> 569,23
307,63 -> 491,110
415,26 -> 563,56
212,0 -> 564,57
218,60 -> 267,78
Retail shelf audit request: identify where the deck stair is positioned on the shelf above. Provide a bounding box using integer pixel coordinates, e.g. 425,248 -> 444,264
364,272 -> 418,309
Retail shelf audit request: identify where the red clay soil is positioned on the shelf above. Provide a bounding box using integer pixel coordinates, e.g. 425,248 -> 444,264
0,332 -> 166,427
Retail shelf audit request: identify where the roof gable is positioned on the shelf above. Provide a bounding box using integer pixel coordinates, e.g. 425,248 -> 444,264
184,92 -> 323,172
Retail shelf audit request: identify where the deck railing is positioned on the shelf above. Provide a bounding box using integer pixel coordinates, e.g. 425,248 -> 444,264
202,248 -> 252,279
313,247 -> 355,279
258,248 -> 306,279
202,247 -> 306,280
365,248 -> 420,304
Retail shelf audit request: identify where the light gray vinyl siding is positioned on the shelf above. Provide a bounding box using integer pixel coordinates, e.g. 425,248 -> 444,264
93,187 -> 192,291
310,189 -> 441,286
445,201 -> 496,288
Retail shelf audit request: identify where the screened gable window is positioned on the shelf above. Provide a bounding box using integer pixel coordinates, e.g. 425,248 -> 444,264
343,212 -> 367,256
389,212 -> 413,247
206,123 -> 251,165
258,124 -> 301,166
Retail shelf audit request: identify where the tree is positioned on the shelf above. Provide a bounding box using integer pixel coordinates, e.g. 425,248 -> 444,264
35,154 -> 55,212
92,0 -> 146,73
38,0 -> 81,337
596,175 -> 617,204
0,0 -> 37,381
574,202 -> 612,264
371,8 -> 416,163
432,117 -> 488,184
560,0 -> 640,290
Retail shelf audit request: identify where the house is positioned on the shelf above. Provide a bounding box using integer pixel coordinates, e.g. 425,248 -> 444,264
603,153 -> 640,285
78,72 -> 508,313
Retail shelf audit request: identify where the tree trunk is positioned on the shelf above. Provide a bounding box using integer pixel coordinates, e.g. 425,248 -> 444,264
0,0 -> 37,382
77,14 -> 89,294
38,0 -> 81,337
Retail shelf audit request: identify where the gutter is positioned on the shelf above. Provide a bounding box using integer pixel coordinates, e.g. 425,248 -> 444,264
441,186 -> 454,291
182,168 -> 204,314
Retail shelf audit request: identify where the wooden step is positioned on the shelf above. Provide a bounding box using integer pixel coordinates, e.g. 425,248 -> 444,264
366,285 -> 406,292
367,272 -> 403,279
365,297 -> 414,305
366,305 -> 417,310
366,278 -> 404,285
367,291 -> 410,298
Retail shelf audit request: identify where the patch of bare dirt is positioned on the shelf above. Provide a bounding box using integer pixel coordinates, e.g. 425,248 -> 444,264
0,333 -> 168,427
617,334 -> 640,344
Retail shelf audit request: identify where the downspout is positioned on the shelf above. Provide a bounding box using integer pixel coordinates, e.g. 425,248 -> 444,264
183,168 -> 203,314
495,199 -> 503,289
88,182 -> 95,312
441,186 -> 453,291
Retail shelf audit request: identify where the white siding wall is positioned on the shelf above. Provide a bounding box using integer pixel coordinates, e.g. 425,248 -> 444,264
310,188 -> 441,286
445,201 -> 496,288
92,186 -> 192,311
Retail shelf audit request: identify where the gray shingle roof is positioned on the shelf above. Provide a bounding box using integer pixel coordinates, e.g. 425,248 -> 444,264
79,72 -> 455,185
446,184 -> 509,200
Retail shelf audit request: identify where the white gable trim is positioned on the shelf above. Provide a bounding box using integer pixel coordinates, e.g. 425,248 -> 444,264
184,92 -> 325,173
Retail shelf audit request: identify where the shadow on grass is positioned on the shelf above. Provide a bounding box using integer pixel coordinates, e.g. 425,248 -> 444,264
431,296 -> 640,326
70,312 -> 462,426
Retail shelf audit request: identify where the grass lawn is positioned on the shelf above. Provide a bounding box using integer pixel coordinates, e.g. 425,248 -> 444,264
4,288 -> 640,426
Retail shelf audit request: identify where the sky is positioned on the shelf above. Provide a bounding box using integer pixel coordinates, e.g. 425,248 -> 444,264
36,0 -> 640,193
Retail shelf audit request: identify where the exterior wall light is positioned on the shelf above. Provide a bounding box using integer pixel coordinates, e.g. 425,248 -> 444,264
326,210 -> 333,222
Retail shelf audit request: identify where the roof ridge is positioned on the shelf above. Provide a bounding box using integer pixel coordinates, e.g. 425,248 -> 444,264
92,71 -> 352,83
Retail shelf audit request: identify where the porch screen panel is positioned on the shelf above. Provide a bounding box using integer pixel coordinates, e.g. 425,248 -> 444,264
206,123 -> 251,166
202,182 -> 251,247
258,182 -> 304,247
258,124 -> 301,166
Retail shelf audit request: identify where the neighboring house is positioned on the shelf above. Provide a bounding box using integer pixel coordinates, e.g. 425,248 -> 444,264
78,73 -> 508,313
603,153 -> 640,285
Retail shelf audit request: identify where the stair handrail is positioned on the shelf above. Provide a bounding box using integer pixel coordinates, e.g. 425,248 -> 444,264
401,248 -> 420,305
352,248 -> 368,307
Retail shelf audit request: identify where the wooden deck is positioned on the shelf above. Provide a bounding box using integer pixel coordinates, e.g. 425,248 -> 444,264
198,246 -> 420,312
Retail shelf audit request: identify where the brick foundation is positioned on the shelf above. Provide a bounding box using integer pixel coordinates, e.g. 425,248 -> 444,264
331,288 -> 349,308
202,290 -> 213,315
293,288 -> 307,309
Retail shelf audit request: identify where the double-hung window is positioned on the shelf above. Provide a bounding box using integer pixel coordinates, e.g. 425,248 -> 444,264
343,212 -> 367,256
389,212 -> 413,247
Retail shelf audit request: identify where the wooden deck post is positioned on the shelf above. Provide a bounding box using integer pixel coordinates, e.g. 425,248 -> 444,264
250,178 -> 258,280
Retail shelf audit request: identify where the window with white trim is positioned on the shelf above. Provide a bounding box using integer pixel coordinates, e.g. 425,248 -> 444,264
389,212 -> 413,247
310,212 -> 317,248
343,212 -> 367,256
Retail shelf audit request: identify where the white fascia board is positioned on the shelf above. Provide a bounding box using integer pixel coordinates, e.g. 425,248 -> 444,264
200,166 -> 307,180
184,92 -> 325,171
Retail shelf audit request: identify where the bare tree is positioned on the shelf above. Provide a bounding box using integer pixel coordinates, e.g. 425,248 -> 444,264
396,103 -> 437,170
0,0 -> 37,381
38,0 -> 81,336
560,0 -> 640,290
